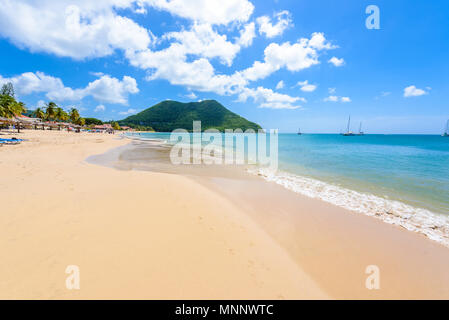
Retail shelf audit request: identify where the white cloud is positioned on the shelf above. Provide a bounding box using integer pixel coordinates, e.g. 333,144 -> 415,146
241,32 -> 336,82
128,47 -> 247,96
328,87 -> 336,94
324,95 -> 351,103
256,11 -> 292,38
236,22 -> 256,47
0,1 -> 154,60
275,80 -> 284,90
163,23 -> 241,66
118,108 -> 138,115
82,75 -> 139,104
238,86 -> 304,109
0,72 -> 139,105
127,32 -> 336,109
94,104 -> 106,112
146,0 -> 254,25
90,71 -> 105,77
186,92 -> 197,99
404,85 -> 429,97
0,0 -> 253,61
297,80 -> 317,92
328,56 -> 345,67
324,95 -> 339,102
0,2 -> 343,112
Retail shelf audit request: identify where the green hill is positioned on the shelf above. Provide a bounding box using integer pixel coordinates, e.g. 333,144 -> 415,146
118,100 -> 262,132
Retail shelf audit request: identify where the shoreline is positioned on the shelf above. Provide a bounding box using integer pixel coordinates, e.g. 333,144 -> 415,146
96,133 -> 449,299
122,132 -> 449,248
1,130 -> 449,299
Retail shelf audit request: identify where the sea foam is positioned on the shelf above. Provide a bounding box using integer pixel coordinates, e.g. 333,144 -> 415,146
249,167 -> 449,247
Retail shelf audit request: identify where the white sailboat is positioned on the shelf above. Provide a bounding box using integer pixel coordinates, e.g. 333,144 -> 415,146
443,120 -> 449,137
341,116 -> 355,136
357,122 -> 365,136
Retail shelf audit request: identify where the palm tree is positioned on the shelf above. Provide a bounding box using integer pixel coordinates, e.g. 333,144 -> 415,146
34,107 -> 45,130
0,94 -> 16,118
54,107 -> 69,130
69,108 -> 80,123
0,95 -> 26,132
34,107 -> 45,120
45,102 -> 57,121
75,117 -> 85,126
13,101 -> 26,133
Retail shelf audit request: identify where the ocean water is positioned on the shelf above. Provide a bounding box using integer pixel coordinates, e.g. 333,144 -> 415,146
126,132 -> 449,245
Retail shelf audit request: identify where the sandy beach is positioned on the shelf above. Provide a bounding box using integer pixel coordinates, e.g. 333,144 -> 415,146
1,130 -> 449,299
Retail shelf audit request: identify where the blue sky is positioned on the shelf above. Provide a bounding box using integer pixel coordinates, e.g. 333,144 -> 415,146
0,0 -> 448,133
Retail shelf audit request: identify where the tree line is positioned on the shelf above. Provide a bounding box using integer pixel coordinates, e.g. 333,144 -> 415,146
0,82 -> 85,126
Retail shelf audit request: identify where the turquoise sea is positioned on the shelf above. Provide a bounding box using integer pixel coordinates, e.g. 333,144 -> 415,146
126,132 -> 449,245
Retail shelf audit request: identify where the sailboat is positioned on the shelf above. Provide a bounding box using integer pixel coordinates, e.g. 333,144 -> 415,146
297,128 -> 302,135
443,120 -> 449,137
357,122 -> 365,136
341,116 -> 355,136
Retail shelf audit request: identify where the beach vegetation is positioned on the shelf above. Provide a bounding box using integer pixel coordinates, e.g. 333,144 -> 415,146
34,107 -> 45,120
45,102 -> 57,120
69,108 -> 80,123
55,107 -> 69,122
84,117 -> 103,125
111,121 -> 120,130
0,83 -> 27,132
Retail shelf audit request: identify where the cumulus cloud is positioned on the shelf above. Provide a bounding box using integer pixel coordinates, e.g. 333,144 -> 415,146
82,75 -> 139,104
0,2 -> 342,112
94,104 -> 106,112
0,0 -> 254,60
118,108 -> 138,115
238,86 -> 305,109
404,85 -> 429,97
324,95 -> 351,103
297,80 -> 317,92
236,22 -> 256,47
0,1 -> 154,60
163,23 -> 241,66
0,72 -> 139,105
186,92 -> 198,99
241,32 -> 336,82
146,0 -> 254,25
275,80 -> 284,90
256,11 -> 292,38
324,95 -> 338,102
127,32 -> 335,108
328,56 -> 345,67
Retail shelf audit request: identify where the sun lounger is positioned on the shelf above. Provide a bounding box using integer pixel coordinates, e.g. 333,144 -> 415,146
0,138 -> 22,145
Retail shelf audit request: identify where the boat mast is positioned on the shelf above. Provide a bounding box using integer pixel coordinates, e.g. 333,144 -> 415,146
359,122 -> 362,133
347,116 -> 351,133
